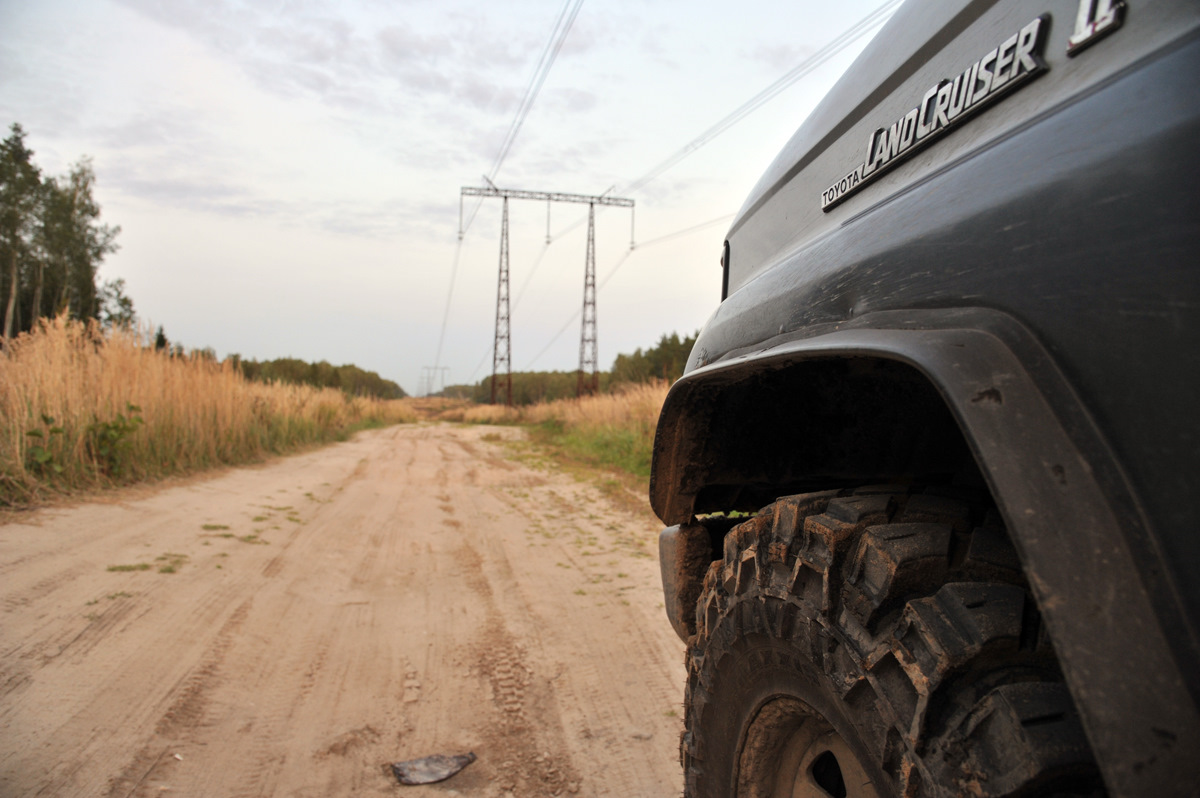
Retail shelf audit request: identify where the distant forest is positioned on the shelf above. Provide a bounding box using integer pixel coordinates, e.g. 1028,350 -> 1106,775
444,331 -> 698,405
234,357 -> 406,400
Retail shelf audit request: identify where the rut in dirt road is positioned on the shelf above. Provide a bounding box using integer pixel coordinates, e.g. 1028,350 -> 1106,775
0,424 -> 685,797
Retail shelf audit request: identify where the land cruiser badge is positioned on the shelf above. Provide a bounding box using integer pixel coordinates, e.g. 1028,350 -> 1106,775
821,15 -> 1049,212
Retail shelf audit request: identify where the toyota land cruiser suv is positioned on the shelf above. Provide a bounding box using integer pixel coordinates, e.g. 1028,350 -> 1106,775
650,1 -> 1200,795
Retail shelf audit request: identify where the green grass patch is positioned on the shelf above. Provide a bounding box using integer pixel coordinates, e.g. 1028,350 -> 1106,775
107,563 -> 150,572
201,523 -> 230,530
155,552 -> 189,573
527,419 -> 653,479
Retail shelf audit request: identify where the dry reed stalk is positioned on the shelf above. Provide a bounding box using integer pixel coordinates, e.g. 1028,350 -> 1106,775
0,315 -> 414,505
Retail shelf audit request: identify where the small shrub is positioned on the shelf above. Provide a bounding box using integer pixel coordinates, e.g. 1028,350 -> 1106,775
25,414 -> 66,477
87,403 -> 144,478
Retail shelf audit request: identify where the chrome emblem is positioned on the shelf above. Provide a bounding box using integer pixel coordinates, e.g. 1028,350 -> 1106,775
1068,0 -> 1126,56
821,15 -> 1050,212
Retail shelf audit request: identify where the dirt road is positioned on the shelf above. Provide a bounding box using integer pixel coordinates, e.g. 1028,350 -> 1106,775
0,424 -> 686,797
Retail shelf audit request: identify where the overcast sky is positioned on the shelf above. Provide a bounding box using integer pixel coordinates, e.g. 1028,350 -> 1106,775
1,0 -> 892,395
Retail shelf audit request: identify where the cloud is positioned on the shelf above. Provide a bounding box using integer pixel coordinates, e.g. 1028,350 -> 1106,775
376,25 -> 451,66
544,87 -> 597,114
742,42 -> 818,72
113,0 -> 536,119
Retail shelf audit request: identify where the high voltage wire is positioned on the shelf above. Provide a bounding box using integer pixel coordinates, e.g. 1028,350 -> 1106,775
460,0 -> 586,237
522,213 -> 734,371
464,241 -> 551,383
487,0 -> 585,183
468,213 -> 734,381
542,0 -> 899,242
433,0 -> 585,380
630,213 -> 736,252
513,242 -> 553,311
615,0 -> 903,197
433,238 -> 465,373
447,0 -> 901,383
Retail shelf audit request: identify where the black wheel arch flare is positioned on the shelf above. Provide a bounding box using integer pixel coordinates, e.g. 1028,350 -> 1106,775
650,307 -> 1200,796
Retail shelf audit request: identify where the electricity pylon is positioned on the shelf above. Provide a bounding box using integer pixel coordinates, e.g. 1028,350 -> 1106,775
461,185 -> 634,401
492,197 -> 512,405
578,203 -> 598,396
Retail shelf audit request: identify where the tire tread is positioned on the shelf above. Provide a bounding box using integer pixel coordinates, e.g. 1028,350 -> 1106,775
682,488 -> 1102,798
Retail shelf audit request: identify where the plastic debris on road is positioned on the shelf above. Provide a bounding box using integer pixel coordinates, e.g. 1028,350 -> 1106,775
390,752 -> 477,785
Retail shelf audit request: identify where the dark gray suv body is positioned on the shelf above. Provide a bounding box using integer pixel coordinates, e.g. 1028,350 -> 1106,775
651,1 -> 1199,795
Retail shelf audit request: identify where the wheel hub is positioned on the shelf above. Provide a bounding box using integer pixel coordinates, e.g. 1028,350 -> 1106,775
736,697 -> 883,798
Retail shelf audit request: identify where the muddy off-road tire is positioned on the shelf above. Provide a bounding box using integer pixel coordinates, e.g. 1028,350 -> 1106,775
682,487 -> 1104,798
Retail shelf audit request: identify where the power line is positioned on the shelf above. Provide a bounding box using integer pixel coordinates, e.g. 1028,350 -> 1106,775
486,0 -> 585,182
616,0 -> 903,197
464,237 -> 563,384
524,213 -> 732,370
541,0 -> 899,245
432,237 -> 465,376
453,1 -> 900,378
627,213 -> 735,253
433,0 -> 584,376
513,242 -> 552,311
465,184 -> 634,399
460,0 -> 586,237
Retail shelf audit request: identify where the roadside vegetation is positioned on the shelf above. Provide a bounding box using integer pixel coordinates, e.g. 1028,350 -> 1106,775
432,381 -> 669,500
1,121 -> 688,509
443,332 -> 695,405
429,333 -> 695,491
0,315 -> 415,507
521,382 -> 667,481
233,355 -> 406,400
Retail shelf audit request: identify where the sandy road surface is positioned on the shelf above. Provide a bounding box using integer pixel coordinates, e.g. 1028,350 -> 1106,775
0,424 -> 686,797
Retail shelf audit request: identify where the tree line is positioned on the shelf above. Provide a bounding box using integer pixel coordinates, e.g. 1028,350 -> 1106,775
1,123 -> 122,339
232,356 -> 407,400
443,331 -> 699,405
611,331 -> 697,384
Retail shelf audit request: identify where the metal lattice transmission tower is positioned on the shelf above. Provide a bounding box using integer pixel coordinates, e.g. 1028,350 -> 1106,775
492,197 -> 512,405
461,185 -> 634,401
578,203 -> 598,396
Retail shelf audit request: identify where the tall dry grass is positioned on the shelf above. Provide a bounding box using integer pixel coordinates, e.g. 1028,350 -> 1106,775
445,381 -> 667,427
521,381 -> 667,430
1,315 -> 415,506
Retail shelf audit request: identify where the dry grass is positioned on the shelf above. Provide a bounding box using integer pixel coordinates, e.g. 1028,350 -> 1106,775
435,382 -> 670,486
521,381 -> 668,432
429,381 -> 668,430
523,382 -> 669,516
1,315 -> 416,506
